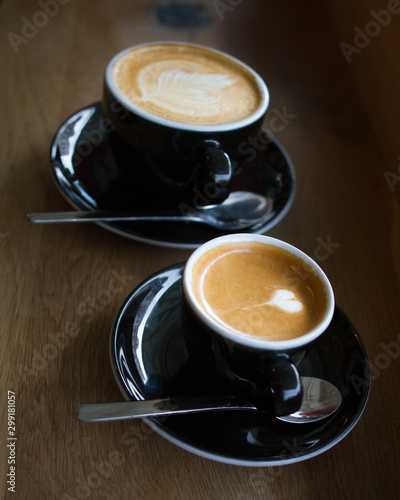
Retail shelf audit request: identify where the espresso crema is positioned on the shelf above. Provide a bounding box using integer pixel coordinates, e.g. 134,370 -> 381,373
112,44 -> 263,126
191,242 -> 328,341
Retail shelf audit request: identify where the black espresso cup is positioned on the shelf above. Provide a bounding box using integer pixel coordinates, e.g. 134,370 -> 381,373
102,42 -> 269,209
182,234 -> 335,416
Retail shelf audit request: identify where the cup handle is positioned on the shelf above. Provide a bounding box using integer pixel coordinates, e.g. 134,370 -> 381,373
255,359 -> 303,416
192,140 -> 232,207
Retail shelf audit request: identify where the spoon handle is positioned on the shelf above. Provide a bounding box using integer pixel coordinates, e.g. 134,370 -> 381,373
74,378 -> 342,424
74,396 -> 253,422
26,210 -> 198,224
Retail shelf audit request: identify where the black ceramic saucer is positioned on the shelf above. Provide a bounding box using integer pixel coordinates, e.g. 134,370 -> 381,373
110,264 -> 370,466
50,103 -> 296,248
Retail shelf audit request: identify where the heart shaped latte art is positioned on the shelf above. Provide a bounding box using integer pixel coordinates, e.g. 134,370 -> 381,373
215,289 -> 303,316
267,289 -> 303,313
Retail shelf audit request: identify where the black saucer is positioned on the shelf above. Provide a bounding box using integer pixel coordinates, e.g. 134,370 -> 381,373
50,103 -> 296,248
110,264 -> 370,466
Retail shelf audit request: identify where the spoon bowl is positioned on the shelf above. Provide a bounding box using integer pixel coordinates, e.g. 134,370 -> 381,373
27,191 -> 272,231
75,377 -> 342,424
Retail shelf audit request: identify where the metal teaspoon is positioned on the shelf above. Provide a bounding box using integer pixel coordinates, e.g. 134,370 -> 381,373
74,377 -> 342,424
27,191 -> 272,231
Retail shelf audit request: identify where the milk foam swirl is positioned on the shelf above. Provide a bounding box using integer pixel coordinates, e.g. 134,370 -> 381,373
137,65 -> 236,115
232,289 -> 304,313
112,44 -> 263,125
264,289 -> 303,313
206,289 -> 303,336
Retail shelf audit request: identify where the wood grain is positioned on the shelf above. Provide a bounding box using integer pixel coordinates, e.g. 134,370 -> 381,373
1,0 -> 399,498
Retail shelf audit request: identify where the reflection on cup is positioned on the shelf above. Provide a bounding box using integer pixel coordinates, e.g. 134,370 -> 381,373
182,234 -> 335,416
102,42 -> 269,208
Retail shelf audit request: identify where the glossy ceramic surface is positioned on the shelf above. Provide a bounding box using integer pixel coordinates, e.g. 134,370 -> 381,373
110,264 -> 370,466
50,103 -> 295,248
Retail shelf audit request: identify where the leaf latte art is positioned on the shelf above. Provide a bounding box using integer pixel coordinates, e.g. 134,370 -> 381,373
112,44 -> 263,126
138,68 -> 236,108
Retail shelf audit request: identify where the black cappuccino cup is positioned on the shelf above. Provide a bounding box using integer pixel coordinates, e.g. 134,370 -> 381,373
182,234 -> 335,416
102,42 -> 269,209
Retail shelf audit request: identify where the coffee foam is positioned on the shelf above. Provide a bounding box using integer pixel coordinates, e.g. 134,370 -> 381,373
191,242 -> 327,341
112,44 -> 263,126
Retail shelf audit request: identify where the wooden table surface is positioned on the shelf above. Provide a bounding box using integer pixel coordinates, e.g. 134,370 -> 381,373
1,0 -> 399,498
